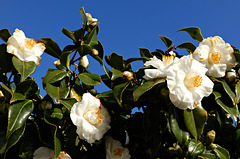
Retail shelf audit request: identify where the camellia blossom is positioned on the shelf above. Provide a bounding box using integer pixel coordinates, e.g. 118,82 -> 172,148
7,29 -> 45,65
70,93 -> 111,143
143,55 -> 178,80
79,55 -> 89,68
33,147 -> 71,159
193,36 -> 236,77
105,136 -> 131,159
166,55 -> 214,110
86,13 -> 98,26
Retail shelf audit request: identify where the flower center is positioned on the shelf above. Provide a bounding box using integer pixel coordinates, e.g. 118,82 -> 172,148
24,38 -> 36,50
113,148 -> 123,157
184,74 -> 203,89
162,55 -> 174,67
209,52 -> 222,64
83,108 -> 104,126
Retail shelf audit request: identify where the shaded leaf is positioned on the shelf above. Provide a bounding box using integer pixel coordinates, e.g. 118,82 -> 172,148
38,38 -> 62,59
187,139 -> 205,157
193,106 -> 208,139
0,29 -> 11,42
139,48 -> 153,62
158,35 -> 173,48
50,108 -> 63,120
0,44 -> 13,73
77,73 -> 101,86
43,68 -> 69,86
85,26 -> 98,46
235,81 -> 240,105
0,83 -> 13,101
62,28 -> 76,42
60,51 -> 72,70
46,83 -> 69,103
213,144 -> 230,159
177,42 -> 196,53
113,82 -> 130,106
6,100 -> 33,138
105,52 -> 124,70
93,56 -> 111,78
184,109 -> 198,139
12,56 -> 37,82
178,27 -> 204,42
59,98 -> 77,111
80,7 -> 88,26
133,78 -> 165,102
111,68 -> 123,80
125,57 -> 150,65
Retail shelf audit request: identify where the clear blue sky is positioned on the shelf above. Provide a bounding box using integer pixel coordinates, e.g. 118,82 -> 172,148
1,0 -> 240,95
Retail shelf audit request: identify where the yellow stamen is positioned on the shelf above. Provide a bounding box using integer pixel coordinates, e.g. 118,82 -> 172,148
25,38 -> 36,50
210,52 -> 222,63
113,148 -> 123,157
192,75 -> 203,87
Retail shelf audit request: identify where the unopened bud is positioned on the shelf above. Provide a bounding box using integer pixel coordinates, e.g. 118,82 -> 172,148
53,60 -> 64,70
92,49 -> 99,56
40,101 -> 52,110
79,55 -> 89,68
86,13 -> 98,26
226,69 -> 236,82
123,71 -> 133,80
204,130 -> 216,145
89,89 -> 97,96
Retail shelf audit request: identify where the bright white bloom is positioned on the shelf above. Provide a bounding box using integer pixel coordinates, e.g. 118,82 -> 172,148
143,55 -> 178,80
86,13 -> 98,26
7,29 -> 45,65
105,136 -> 131,159
79,55 -> 89,68
193,36 -> 236,77
167,55 -> 214,110
33,147 -> 71,159
70,93 -> 111,143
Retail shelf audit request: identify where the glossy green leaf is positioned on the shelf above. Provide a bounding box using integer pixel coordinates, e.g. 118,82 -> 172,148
38,38 -> 62,59
0,29 -> 11,42
91,41 -> 104,59
80,7 -> 88,26
193,106 -> 208,139
213,144 -> 230,159
77,73 -> 101,86
105,52 -> 124,70
177,27 -> 204,42
111,68 -> 123,80
93,56 -> 111,78
139,48 -> 153,62
12,56 -> 37,82
235,81 -> 240,105
169,105 -> 190,146
158,35 -> 173,48
0,83 -> 13,101
43,68 -> 69,86
15,79 -> 38,96
184,109 -> 198,139
60,51 -> 72,70
46,83 -> 69,103
62,28 -> 77,42
0,44 -> 13,73
85,26 -> 98,46
212,91 -> 238,122
77,44 -> 92,56
125,57 -> 150,65
212,77 -> 236,105
50,108 -> 63,120
177,42 -> 196,53
10,93 -> 25,103
133,78 -> 165,102
198,151 -> 216,159
113,82 -> 130,106
187,139 -> 205,158
59,98 -> 77,111
6,100 -> 33,138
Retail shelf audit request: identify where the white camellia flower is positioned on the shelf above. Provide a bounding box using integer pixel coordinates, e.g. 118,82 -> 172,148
7,29 -> 45,65
33,147 -> 71,159
193,36 -> 236,77
79,55 -> 89,68
70,93 -> 111,143
143,55 -> 178,80
105,136 -> 131,159
167,55 -> 214,110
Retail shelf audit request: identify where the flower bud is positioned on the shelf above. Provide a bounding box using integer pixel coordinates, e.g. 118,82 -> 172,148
40,101 -> 52,110
89,88 -> 97,96
86,13 -> 98,26
0,90 -> 4,98
53,60 -> 65,70
79,55 -> 89,68
123,71 -> 133,80
225,69 -> 236,82
92,49 -> 99,56
204,130 -> 216,145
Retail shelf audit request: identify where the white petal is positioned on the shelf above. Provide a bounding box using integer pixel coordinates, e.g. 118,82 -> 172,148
143,69 -> 167,80
31,42 -> 46,56
12,29 -> 26,44
144,56 -> 164,69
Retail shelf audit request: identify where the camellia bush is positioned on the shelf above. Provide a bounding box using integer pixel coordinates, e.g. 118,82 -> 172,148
1,7 -> 240,159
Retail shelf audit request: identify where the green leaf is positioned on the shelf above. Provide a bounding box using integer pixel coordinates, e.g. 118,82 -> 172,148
0,83 -> 13,101
85,26 -> 98,46
187,139 -> 205,158
77,44 -> 92,56
177,27 -> 204,42
184,109 -> 198,139
59,98 -> 77,111
43,68 -> 69,86
233,50 -> 240,64
169,105 -> 190,146
158,35 -> 173,48
77,73 -> 101,86
50,108 -> 63,120
111,68 -> 123,80
139,48 -> 153,62
198,151 -> 216,159
38,38 -> 62,59
235,81 -> 240,105
177,42 -> 196,53
6,100 -> 33,138
133,78 -> 165,102
46,83 -> 69,103
62,28 -> 77,42
60,51 -> 72,70
213,144 -> 230,159
212,91 -> 238,123
125,57 -> 150,65
113,82 -> 130,106
0,44 -> 13,73
212,77 -> 236,105
80,7 -> 88,26
12,56 -> 37,82
92,56 -> 111,78
193,106 -> 208,139
0,29 -> 11,42
62,28 -> 84,44
105,52 -> 124,70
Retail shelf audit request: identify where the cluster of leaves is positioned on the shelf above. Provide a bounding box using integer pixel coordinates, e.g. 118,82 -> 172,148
1,7 -> 240,159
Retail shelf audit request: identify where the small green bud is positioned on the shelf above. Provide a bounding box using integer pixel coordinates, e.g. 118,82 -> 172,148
204,130 -> 216,145
92,49 -> 99,56
53,60 -> 65,69
40,101 -> 52,111
89,89 -> 97,96
225,69 -> 236,82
